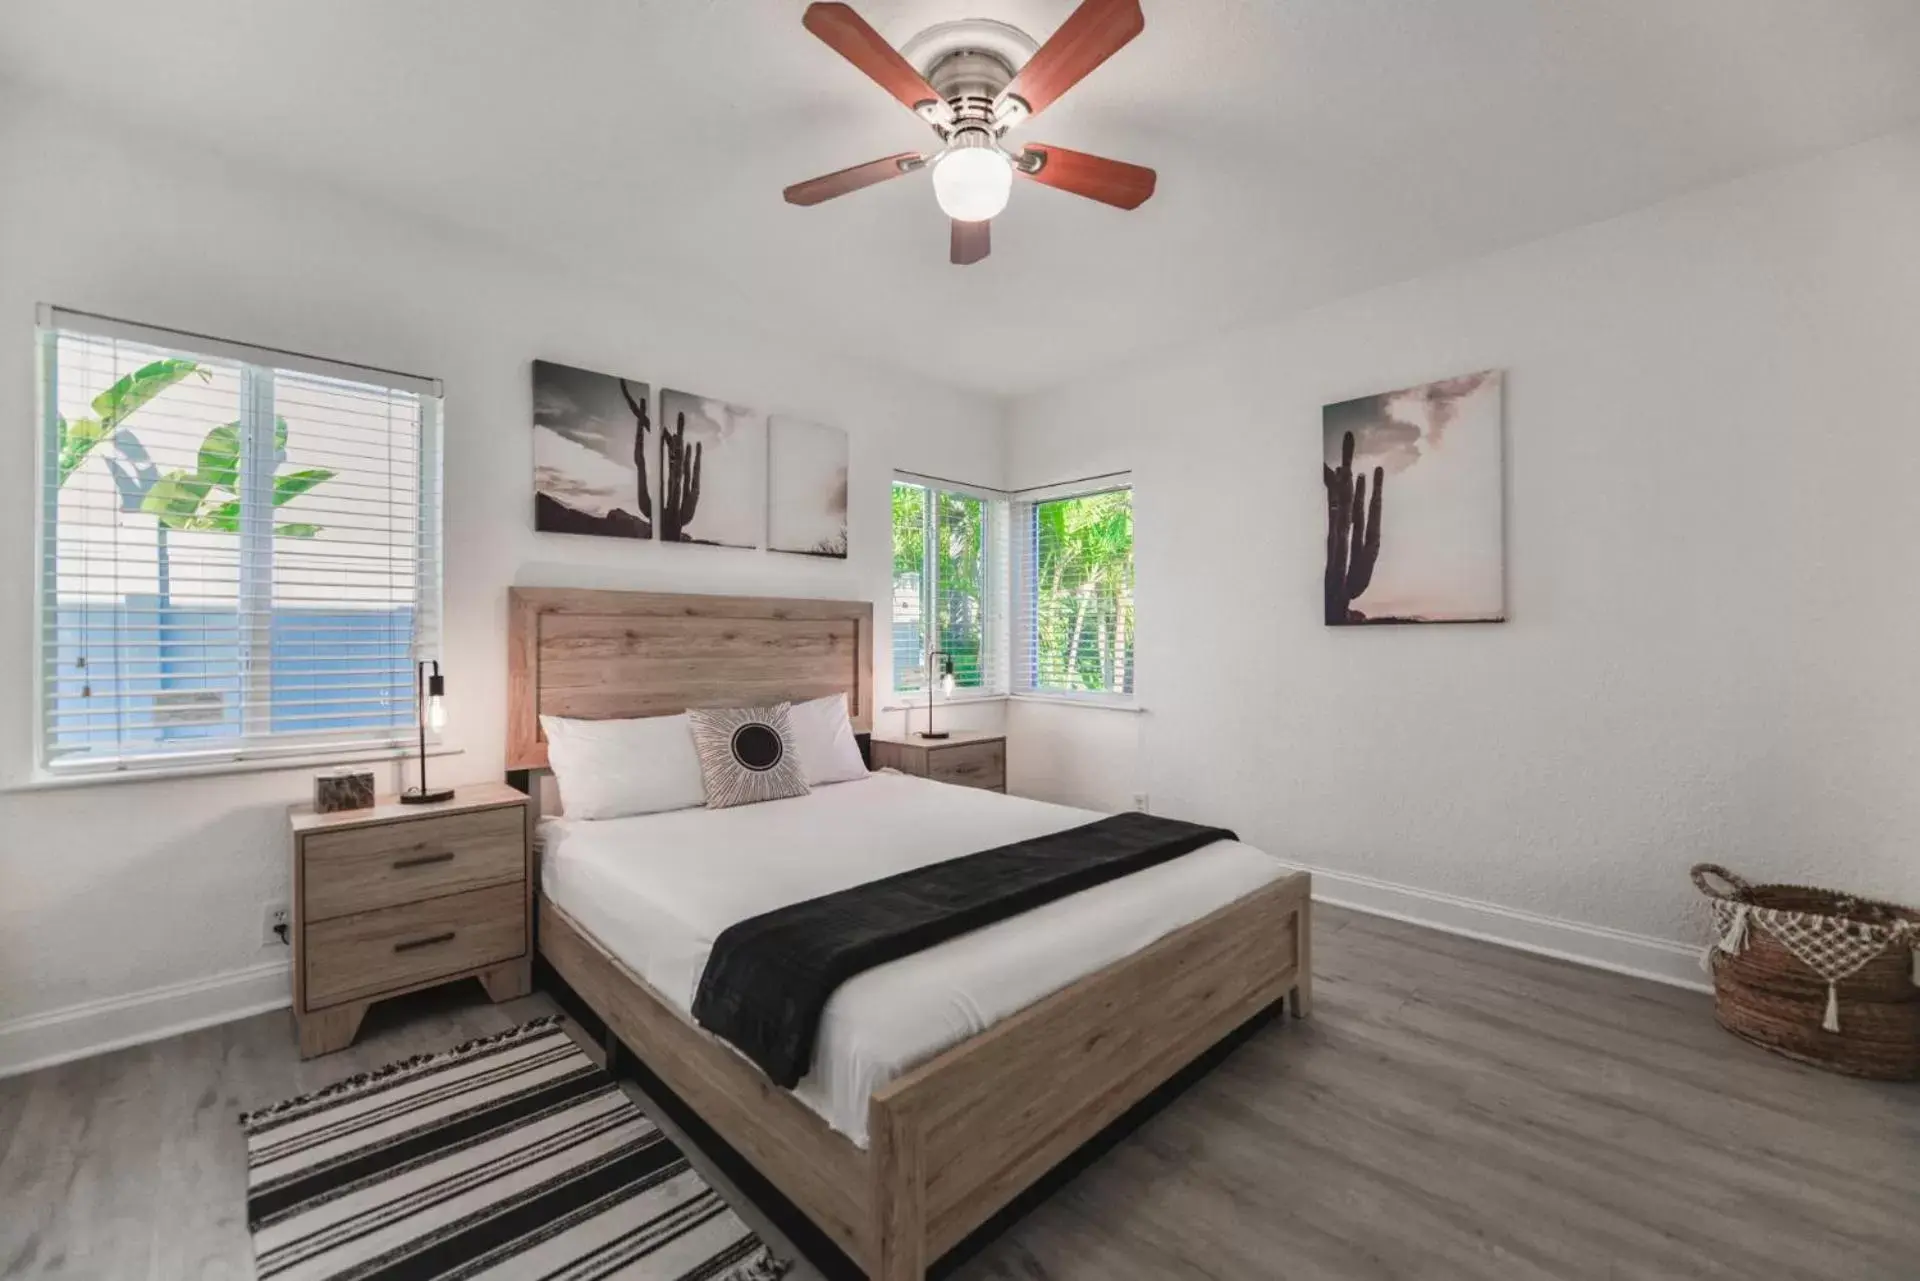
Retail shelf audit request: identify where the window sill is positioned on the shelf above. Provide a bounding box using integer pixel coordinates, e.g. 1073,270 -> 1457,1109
879,693 -> 1144,714
4,744 -> 465,794
880,693 -> 1010,713
1008,693 -> 1145,713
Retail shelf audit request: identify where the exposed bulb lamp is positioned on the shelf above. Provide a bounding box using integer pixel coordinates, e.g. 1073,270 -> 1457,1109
401,659 -> 454,805
923,650 -> 957,740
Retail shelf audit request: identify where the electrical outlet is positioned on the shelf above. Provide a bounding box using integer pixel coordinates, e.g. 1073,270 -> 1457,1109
1132,792 -> 1150,813
262,903 -> 290,947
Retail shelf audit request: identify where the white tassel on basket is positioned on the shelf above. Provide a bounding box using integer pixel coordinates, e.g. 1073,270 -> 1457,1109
1719,904 -> 1750,956
1702,903 -> 1753,971
1823,981 -> 1842,1034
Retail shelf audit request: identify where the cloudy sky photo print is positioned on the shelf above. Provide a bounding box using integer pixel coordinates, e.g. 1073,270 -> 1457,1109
660,388 -> 765,549
1323,370 -> 1504,622
533,360 -> 650,537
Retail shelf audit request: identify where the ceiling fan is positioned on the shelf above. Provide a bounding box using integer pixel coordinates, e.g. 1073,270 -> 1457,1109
783,0 -> 1156,265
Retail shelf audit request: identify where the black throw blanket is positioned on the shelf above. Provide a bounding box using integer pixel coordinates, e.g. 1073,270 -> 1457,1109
691,811 -> 1236,1088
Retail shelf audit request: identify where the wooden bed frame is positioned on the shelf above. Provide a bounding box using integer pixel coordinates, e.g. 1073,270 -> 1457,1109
507,587 -> 1312,1281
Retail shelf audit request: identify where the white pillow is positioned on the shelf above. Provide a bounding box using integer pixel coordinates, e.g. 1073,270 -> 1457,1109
539,712 -> 706,819
786,693 -> 870,786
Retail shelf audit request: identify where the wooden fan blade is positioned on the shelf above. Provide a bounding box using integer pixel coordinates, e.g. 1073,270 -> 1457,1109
951,219 -> 991,265
802,3 -> 951,123
1017,143 -> 1156,209
784,152 -> 925,206
996,0 -> 1144,124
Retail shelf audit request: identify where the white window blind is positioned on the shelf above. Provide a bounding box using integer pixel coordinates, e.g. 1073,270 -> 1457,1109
37,308 -> 443,774
1012,481 -> 1135,698
890,476 -> 1008,696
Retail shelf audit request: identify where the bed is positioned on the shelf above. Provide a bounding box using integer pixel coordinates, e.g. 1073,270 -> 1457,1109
507,587 -> 1312,1281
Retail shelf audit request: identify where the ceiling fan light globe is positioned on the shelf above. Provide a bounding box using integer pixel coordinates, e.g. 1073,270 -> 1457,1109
932,144 -> 1013,222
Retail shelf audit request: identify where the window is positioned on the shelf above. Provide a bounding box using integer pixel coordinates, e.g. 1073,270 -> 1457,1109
37,308 -> 442,774
1014,483 -> 1134,697
890,475 -> 1133,703
890,478 -> 1006,696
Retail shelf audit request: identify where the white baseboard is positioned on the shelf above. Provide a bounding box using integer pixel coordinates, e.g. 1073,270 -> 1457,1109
0,959 -> 291,1079
1293,863 -> 1711,993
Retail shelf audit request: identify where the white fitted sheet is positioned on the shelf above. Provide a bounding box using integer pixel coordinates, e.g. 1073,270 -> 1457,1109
539,772 -> 1287,1146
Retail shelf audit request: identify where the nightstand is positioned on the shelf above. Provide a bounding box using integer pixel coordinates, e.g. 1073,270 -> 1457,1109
288,782 -> 533,1058
871,729 -> 1006,792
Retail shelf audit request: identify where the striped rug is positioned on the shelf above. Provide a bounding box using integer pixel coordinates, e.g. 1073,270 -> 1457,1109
240,1018 -> 788,1281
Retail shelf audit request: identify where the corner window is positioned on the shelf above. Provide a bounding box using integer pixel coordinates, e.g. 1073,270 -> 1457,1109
37,309 -> 443,774
889,478 -> 1007,696
1013,483 -> 1134,698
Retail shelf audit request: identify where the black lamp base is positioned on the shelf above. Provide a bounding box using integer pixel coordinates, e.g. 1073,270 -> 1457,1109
918,731 -> 951,740
400,787 -> 455,805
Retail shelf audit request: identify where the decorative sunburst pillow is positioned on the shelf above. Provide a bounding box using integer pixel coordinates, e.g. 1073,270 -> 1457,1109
686,703 -> 811,809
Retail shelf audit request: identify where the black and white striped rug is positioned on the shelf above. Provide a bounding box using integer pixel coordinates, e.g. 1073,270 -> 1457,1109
240,1018 -> 788,1281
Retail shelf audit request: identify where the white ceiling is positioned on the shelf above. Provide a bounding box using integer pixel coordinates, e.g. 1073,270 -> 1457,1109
5,1 -> 1920,397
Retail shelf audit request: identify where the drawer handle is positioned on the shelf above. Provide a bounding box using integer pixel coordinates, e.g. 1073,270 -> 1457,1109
393,851 -> 456,869
393,931 -> 456,953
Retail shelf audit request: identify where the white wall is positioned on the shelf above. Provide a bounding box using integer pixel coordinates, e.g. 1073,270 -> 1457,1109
0,102 -> 1005,1070
1006,124 -> 1920,973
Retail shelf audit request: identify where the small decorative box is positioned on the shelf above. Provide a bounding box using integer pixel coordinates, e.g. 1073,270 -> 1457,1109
314,768 -> 375,814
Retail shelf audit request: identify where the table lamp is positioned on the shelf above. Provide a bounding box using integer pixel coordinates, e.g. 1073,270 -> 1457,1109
922,650 -> 956,740
401,659 -> 454,804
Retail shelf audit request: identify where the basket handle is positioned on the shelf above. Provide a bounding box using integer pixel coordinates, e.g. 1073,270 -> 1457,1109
1690,863 -> 1752,901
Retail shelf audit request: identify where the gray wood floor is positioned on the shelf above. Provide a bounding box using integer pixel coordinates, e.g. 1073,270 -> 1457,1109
2,906 -> 1914,1280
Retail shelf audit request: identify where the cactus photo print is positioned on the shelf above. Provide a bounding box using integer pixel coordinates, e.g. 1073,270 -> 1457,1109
658,389 -> 766,548
1322,370 -> 1505,625
767,416 -> 849,558
532,360 -> 653,539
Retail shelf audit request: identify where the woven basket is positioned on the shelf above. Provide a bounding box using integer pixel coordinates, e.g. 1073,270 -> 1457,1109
1691,864 -> 1920,1080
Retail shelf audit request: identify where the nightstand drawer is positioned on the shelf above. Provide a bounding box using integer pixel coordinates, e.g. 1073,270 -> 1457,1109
303,883 -> 527,1009
303,806 -> 525,922
928,740 -> 1005,789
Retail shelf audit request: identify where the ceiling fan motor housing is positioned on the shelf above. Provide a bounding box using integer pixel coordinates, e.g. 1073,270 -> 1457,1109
902,19 -> 1039,134
930,49 -> 1013,128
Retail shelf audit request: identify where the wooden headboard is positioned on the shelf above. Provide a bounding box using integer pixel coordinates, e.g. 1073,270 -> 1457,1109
506,587 -> 875,770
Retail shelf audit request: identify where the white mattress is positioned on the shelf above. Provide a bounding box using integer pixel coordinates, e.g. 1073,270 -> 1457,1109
539,773 -> 1287,1147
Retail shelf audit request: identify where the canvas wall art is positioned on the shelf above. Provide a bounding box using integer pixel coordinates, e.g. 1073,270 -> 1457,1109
767,416 -> 849,558
532,359 -> 653,539
658,389 -> 766,548
1323,370 -> 1505,625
